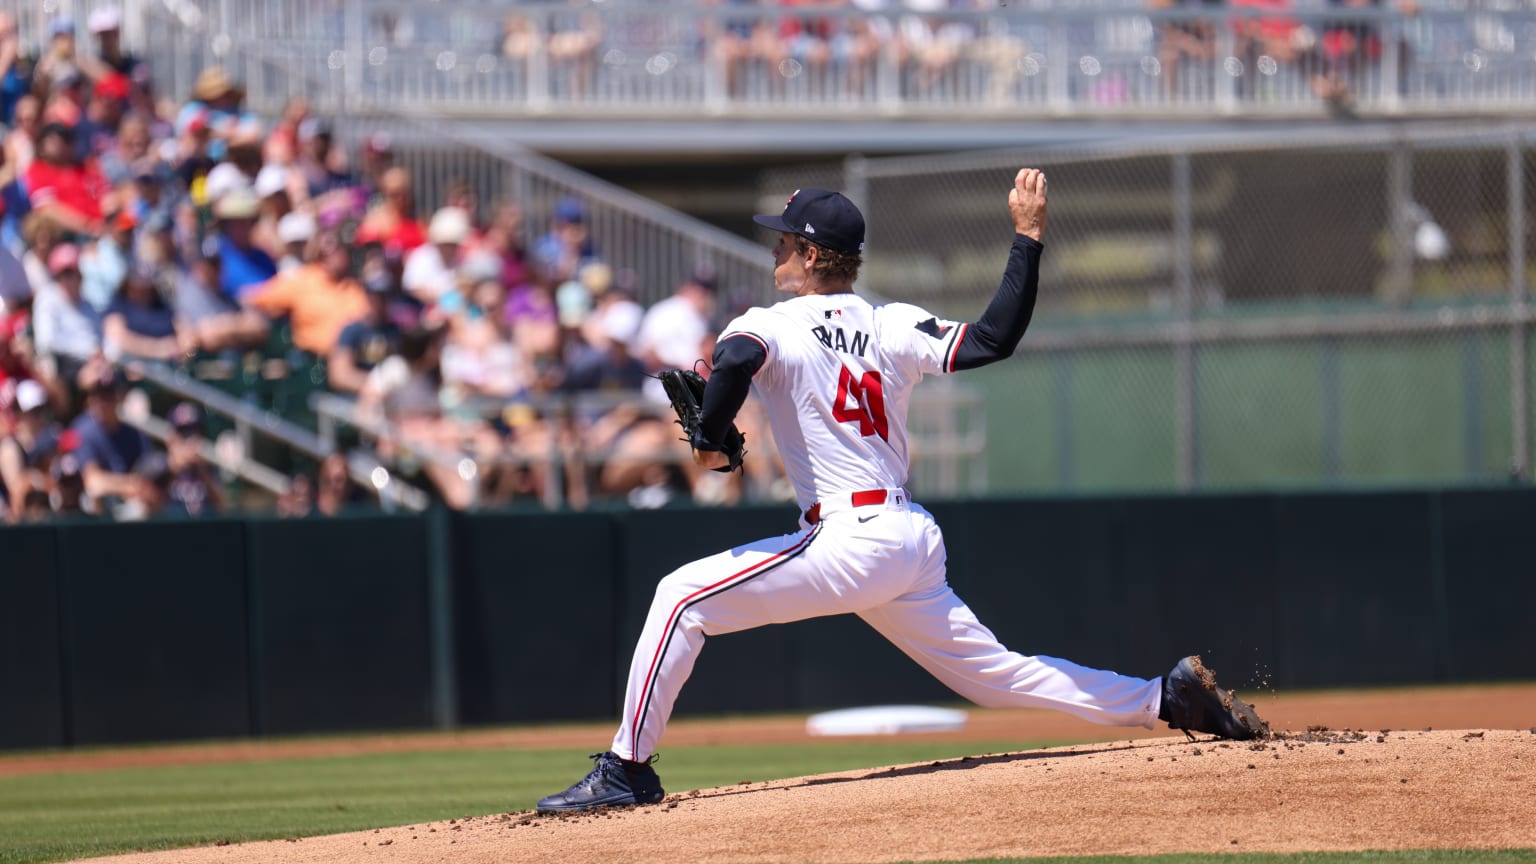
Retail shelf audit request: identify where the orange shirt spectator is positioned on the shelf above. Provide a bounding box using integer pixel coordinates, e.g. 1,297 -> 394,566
244,231 -> 369,355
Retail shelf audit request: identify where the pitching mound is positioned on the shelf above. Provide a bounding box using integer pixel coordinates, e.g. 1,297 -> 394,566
81,728 -> 1535,863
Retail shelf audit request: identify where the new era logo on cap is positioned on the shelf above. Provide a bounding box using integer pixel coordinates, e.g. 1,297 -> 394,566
753,188 -> 865,255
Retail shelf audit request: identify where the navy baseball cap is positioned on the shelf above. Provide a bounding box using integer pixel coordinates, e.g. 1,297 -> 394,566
753,188 -> 865,255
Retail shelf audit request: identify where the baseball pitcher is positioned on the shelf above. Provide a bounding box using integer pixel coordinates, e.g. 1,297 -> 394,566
538,169 -> 1267,813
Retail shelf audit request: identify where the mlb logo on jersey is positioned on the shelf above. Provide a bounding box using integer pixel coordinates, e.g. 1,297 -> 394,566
824,309 -> 842,319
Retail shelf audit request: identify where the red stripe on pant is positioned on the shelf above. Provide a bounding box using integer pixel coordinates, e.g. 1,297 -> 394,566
629,527 -> 820,759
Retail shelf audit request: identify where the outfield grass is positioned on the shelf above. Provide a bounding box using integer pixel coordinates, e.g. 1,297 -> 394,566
2,740 -> 1533,864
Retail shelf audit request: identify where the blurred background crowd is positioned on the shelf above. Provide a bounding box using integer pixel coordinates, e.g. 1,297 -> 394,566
0,6 -> 794,524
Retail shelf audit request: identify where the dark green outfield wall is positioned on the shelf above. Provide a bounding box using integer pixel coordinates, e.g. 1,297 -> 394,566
2,489 -> 1533,750
979,331 -> 1534,492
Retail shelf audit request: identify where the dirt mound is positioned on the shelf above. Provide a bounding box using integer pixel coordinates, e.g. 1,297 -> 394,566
80,728 -> 1536,864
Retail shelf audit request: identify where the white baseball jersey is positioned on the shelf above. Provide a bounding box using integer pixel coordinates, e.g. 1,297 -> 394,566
610,291 -> 1162,763
719,293 -> 963,514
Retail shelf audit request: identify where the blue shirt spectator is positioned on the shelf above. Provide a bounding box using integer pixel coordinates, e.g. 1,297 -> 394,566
70,374 -> 150,478
213,192 -> 277,303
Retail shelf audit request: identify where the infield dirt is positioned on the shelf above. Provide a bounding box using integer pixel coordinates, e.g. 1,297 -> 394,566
59,684 -> 1536,863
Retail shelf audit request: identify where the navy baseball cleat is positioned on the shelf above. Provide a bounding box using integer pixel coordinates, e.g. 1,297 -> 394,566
1160,655 -> 1270,741
537,752 -> 665,813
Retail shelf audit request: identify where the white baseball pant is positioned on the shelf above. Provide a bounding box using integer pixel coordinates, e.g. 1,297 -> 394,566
611,490 -> 1162,761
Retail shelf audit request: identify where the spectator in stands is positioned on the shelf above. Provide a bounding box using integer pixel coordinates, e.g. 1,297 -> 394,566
24,122 -> 111,235
295,118 -> 354,202
1,379 -> 61,521
172,232 -> 270,354
502,275 -> 563,393
213,190 -> 277,303
251,163 -> 297,259
263,96 -> 309,167
274,470 -> 313,517
46,64 -> 88,136
126,165 -> 171,235
533,195 -> 599,285
560,282 -> 672,502
1230,0 -> 1303,78
81,6 -> 145,84
329,269 -> 404,394
102,262 -> 189,362
1310,0 -> 1417,111
477,198 -> 533,294
564,298 -> 647,394
314,450 -> 368,515
19,212 -> 65,300
274,209 -> 316,272
80,209 -> 133,312
402,206 -> 470,311
163,400 -> 223,517
358,323 -> 484,509
69,363 -> 152,511
98,111 -> 152,187
49,448 -> 89,517
122,449 -> 178,518
177,66 -> 256,159
30,243 -> 101,383
635,264 -> 718,379
357,133 -> 394,209
2,94 -> 40,183
0,12 -> 31,127
1150,0 -> 1220,96
34,17 -> 78,97
547,2 -> 605,97
76,72 -> 129,160
441,265 -> 529,400
355,166 -> 425,255
897,0 -> 972,97
243,227 -> 368,357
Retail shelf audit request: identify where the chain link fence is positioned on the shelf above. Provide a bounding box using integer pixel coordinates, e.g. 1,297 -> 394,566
760,123 -> 1536,494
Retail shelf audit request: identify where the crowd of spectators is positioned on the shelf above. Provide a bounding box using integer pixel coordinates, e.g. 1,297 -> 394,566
489,0 -> 1418,108
0,6 -> 782,524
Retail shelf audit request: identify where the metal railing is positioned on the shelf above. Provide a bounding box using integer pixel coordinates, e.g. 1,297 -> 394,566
149,0 -> 1536,120
312,381 -> 988,509
129,362 -> 433,511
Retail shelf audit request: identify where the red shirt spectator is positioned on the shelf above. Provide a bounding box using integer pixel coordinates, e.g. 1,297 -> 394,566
24,122 -> 109,230
354,166 -> 426,256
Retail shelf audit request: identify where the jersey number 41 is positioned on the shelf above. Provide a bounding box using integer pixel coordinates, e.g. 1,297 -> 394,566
833,367 -> 889,442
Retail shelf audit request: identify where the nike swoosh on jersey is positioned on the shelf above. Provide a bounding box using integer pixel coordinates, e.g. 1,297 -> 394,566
857,514 -> 880,523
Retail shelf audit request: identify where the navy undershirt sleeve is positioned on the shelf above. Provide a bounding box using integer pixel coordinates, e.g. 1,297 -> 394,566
695,334 -> 766,450
951,234 -> 1043,371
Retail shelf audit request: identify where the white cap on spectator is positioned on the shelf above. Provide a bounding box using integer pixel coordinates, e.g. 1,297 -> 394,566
458,248 -> 502,284
203,163 -> 249,205
88,6 -> 122,33
602,302 -> 643,349
214,188 -> 260,221
277,211 -> 317,245
427,207 -> 471,246
253,164 -> 288,199
15,379 -> 47,413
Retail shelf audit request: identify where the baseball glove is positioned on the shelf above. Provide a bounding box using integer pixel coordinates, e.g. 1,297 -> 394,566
658,368 -> 746,473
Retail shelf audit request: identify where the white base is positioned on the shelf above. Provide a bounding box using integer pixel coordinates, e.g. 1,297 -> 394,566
805,705 -> 969,736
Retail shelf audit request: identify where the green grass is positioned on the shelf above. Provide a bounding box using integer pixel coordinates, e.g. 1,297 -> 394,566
0,738 -> 1038,864
2,739 -> 1532,864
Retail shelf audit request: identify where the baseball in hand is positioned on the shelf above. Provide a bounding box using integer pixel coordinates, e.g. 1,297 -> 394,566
1009,168 -> 1047,241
